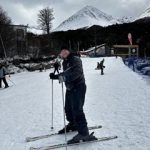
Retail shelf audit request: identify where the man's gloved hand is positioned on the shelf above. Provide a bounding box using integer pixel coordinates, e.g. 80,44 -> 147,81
58,73 -> 65,83
49,73 -> 59,80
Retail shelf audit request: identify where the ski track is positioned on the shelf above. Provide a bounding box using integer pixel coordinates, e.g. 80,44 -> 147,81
0,57 -> 150,150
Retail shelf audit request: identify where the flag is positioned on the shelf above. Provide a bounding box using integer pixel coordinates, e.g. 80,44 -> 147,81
128,33 -> 133,45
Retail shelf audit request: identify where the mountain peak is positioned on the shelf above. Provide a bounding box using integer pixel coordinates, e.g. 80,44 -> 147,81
54,5 -> 118,32
82,5 -> 100,10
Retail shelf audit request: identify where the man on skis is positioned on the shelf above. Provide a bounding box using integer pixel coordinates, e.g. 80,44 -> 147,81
99,59 -> 105,75
53,60 -> 60,74
50,46 -> 97,144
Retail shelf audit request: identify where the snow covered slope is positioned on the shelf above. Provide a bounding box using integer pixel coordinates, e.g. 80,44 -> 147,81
137,5 -> 150,20
54,6 -> 119,32
0,57 -> 150,150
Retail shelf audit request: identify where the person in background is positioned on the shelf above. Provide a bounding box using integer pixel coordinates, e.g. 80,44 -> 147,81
0,63 -> 9,88
39,63 -> 43,72
53,60 -> 60,74
99,59 -> 105,75
128,57 -> 135,72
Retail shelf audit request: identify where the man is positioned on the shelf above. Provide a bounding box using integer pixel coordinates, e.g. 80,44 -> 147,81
39,63 -> 43,72
99,59 -> 105,75
0,63 -> 9,88
53,60 -> 60,74
50,46 -> 96,144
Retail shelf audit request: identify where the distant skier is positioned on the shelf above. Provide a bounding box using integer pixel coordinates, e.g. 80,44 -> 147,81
39,63 -> 44,72
53,60 -> 60,74
0,63 -> 9,88
50,46 -> 97,144
99,59 -> 105,75
128,57 -> 135,72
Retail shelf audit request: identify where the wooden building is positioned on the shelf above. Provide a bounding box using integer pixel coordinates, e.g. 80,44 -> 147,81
112,45 -> 139,58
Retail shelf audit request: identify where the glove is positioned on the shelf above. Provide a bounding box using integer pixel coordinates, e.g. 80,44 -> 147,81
58,73 -> 65,83
49,73 -> 59,80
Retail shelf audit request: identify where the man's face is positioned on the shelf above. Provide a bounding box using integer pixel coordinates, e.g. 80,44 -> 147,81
60,49 -> 70,59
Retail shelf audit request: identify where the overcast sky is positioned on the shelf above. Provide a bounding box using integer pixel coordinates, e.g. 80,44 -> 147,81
0,0 -> 150,29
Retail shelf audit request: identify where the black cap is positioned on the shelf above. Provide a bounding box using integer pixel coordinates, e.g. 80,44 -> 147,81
61,45 -> 69,51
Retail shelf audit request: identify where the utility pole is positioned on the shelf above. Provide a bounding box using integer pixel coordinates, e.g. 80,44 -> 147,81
77,41 -> 80,52
94,26 -> 97,57
69,40 -> 71,50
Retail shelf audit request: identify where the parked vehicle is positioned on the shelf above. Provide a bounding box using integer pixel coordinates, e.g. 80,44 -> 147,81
141,67 -> 150,76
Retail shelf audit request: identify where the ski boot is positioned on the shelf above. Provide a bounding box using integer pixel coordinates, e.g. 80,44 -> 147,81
5,85 -> 9,89
58,123 -> 77,134
67,132 -> 97,144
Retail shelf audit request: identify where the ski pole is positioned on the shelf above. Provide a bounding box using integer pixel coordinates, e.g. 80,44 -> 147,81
51,80 -> 54,130
7,78 -> 16,85
61,82 -> 68,150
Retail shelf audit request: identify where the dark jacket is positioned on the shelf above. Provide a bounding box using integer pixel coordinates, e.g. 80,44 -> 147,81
0,66 -> 7,78
99,59 -> 105,69
62,53 -> 85,90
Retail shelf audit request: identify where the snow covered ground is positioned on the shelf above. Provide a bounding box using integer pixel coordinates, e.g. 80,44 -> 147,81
0,57 -> 150,150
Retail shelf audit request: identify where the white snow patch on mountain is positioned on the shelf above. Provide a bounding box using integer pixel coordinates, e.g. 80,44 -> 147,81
54,6 -> 119,32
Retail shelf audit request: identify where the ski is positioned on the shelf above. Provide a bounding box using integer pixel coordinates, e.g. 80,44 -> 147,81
30,135 -> 118,150
26,125 -> 102,142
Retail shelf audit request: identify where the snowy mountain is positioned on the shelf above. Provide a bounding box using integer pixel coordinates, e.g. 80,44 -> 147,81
54,6 -> 119,32
118,17 -> 132,23
136,5 -> 150,20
